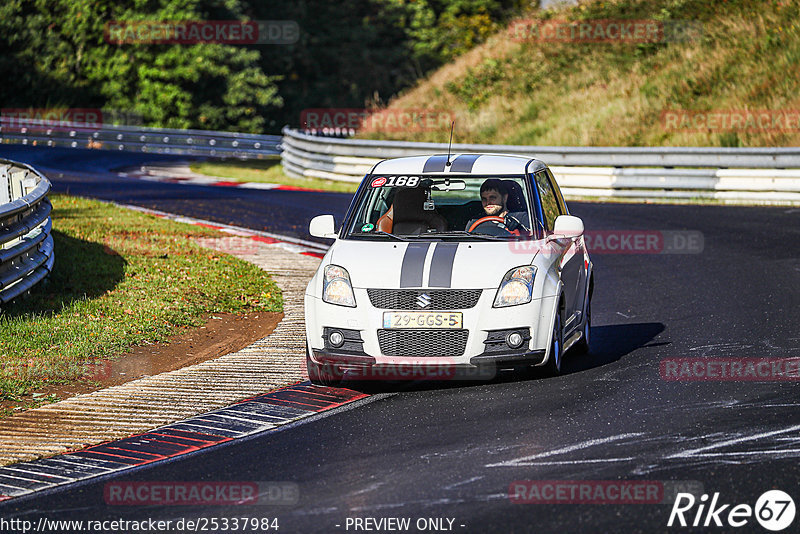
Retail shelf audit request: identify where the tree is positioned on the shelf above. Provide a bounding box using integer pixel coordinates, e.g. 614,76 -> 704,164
0,0 -> 283,132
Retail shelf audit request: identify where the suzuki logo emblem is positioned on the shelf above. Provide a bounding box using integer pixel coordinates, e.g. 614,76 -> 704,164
416,293 -> 431,308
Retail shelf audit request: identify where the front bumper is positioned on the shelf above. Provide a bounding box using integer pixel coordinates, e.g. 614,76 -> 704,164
312,348 -> 546,367
305,288 -> 557,368
470,349 -> 546,366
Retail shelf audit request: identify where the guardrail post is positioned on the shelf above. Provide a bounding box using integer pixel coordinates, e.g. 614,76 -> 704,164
0,165 -> 10,205
8,169 -> 27,249
22,172 -> 38,196
9,169 -> 24,200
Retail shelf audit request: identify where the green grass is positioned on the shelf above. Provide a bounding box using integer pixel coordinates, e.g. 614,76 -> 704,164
190,158 -> 359,193
357,0 -> 800,148
0,195 -> 283,403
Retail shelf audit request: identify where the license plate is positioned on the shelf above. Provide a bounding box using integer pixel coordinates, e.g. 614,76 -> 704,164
382,311 -> 463,329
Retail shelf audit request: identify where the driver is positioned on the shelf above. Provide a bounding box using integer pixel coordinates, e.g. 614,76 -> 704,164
465,179 -> 530,235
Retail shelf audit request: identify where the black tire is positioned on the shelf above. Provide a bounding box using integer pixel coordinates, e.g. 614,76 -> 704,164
306,346 -> 343,387
573,297 -> 591,355
544,309 -> 563,376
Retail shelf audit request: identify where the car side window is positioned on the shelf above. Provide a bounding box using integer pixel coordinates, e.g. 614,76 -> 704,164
546,169 -> 568,215
534,171 -> 560,231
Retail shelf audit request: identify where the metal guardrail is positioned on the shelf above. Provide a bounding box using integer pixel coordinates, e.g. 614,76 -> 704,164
0,160 -> 54,305
0,118 -> 282,158
283,128 -> 800,168
3,118 -> 799,203
281,128 -> 800,204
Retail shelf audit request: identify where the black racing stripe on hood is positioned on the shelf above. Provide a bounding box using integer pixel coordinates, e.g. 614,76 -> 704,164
400,242 -> 431,288
428,243 -> 458,288
449,154 -> 480,173
422,155 -> 449,173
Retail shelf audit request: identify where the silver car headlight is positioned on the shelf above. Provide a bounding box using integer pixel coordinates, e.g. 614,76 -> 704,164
493,266 -> 536,307
322,264 -> 356,307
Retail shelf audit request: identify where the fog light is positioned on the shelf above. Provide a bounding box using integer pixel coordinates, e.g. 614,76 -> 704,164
506,332 -> 524,349
329,330 -> 345,348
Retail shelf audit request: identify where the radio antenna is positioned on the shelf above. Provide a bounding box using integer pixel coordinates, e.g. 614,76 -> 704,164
446,121 -> 454,166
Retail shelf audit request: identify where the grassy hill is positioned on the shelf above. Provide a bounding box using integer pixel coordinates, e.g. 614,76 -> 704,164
357,0 -> 800,147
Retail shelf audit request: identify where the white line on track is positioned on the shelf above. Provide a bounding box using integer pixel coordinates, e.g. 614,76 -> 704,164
485,432 -> 645,467
665,423 -> 800,459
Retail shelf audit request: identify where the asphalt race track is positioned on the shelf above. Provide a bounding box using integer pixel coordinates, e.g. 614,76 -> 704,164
1,145 -> 799,533
0,145 -> 354,243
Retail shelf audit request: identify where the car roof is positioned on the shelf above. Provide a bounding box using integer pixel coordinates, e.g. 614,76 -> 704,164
370,154 -> 548,175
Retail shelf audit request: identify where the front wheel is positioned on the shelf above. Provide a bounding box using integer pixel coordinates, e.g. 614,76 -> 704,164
544,310 -> 563,376
306,346 -> 343,387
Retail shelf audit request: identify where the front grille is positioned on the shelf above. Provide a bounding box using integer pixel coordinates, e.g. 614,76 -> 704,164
377,329 -> 469,357
368,289 -> 482,310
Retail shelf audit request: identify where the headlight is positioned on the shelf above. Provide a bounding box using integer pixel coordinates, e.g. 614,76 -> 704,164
493,266 -> 536,307
323,264 -> 356,307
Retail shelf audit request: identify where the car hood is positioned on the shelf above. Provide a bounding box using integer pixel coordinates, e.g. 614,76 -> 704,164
328,239 -> 537,289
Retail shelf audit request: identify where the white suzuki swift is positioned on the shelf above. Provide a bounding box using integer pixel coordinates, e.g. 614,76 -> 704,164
304,154 -> 593,385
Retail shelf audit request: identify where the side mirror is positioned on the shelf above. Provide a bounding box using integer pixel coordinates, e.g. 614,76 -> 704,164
309,214 -> 337,239
549,215 -> 584,240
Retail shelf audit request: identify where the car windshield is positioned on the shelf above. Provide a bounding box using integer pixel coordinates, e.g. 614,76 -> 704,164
345,175 -> 535,240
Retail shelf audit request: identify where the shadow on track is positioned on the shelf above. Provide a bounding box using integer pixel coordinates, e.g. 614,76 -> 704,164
331,322 -> 666,395
563,321 -> 667,374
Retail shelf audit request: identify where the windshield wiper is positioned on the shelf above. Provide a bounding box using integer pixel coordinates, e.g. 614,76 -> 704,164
431,231 -> 506,241
351,230 -> 410,241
